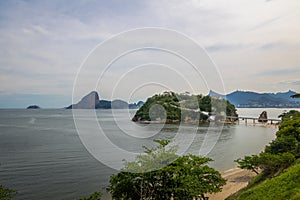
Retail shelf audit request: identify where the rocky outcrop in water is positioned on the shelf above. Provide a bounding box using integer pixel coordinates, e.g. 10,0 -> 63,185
66,91 -> 144,109
258,111 -> 268,123
66,91 -> 99,109
132,91 -> 238,123
26,105 -> 40,109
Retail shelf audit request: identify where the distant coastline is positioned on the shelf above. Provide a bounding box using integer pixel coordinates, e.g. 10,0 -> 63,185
209,90 -> 300,108
15,90 -> 300,109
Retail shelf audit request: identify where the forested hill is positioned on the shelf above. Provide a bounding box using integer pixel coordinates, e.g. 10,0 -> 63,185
132,91 -> 238,123
209,90 -> 300,108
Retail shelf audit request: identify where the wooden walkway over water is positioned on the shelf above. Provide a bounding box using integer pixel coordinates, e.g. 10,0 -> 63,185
226,116 -> 281,125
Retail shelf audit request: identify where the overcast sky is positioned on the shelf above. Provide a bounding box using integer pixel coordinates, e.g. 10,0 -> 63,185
0,0 -> 300,108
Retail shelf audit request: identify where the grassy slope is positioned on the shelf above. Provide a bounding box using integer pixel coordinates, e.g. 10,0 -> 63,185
232,162 -> 300,200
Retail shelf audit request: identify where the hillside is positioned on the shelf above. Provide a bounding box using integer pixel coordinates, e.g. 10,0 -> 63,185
66,91 -> 143,109
227,110 -> 300,200
132,91 -> 238,123
227,162 -> 300,200
209,90 -> 300,108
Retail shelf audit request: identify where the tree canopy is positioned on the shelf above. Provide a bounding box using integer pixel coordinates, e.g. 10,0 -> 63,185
107,140 -> 226,200
235,110 -> 300,177
132,91 -> 237,123
0,185 -> 16,200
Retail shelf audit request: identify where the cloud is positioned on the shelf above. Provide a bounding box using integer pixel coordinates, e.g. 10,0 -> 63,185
257,41 -> 300,51
205,43 -> 252,52
279,80 -> 300,85
249,16 -> 283,31
255,68 -> 300,77
0,0 -> 300,107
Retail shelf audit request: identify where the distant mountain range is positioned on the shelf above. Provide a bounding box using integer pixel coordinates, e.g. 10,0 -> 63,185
67,90 -> 300,109
209,90 -> 300,108
66,91 -> 144,109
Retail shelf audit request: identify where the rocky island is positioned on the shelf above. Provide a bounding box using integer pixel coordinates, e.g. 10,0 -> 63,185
132,91 -> 238,123
26,105 -> 40,109
66,91 -> 143,109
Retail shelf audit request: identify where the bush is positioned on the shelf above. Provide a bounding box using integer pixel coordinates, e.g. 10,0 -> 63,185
107,140 -> 226,200
0,185 -> 16,200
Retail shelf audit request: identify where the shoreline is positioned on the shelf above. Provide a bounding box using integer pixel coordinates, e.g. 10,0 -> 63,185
208,168 -> 257,200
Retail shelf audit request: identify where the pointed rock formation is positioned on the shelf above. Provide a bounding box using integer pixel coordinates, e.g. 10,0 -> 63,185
66,91 -> 99,109
258,111 -> 268,123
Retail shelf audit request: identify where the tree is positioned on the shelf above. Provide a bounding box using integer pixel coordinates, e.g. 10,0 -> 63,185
257,152 -> 295,176
0,185 -> 16,200
132,92 -> 238,123
234,155 -> 260,174
236,116 -> 300,177
279,110 -> 300,121
107,140 -> 226,200
265,136 -> 299,155
276,118 -> 300,141
167,155 -> 226,200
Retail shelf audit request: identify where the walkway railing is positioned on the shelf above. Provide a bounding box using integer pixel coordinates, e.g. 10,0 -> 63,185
226,116 -> 281,125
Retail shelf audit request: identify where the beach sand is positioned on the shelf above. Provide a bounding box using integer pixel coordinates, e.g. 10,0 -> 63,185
208,168 -> 256,200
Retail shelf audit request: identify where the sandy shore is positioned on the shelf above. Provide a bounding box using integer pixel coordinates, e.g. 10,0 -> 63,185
208,168 -> 256,200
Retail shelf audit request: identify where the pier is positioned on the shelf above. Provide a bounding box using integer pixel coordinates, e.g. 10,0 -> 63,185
226,116 -> 281,125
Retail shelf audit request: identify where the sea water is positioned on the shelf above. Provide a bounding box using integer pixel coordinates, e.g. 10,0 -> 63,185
1,108 -> 296,199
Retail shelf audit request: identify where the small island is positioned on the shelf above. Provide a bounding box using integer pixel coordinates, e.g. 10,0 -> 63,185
132,91 -> 238,123
66,91 -> 144,109
26,105 -> 40,109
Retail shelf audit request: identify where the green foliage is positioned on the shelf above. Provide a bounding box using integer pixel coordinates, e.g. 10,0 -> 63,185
279,110 -> 300,121
276,118 -> 300,141
236,162 -> 300,200
264,117 -> 300,158
232,112 -> 300,199
256,152 -> 295,175
226,100 -> 238,118
235,152 -> 295,177
235,155 -> 259,174
0,185 -> 16,200
133,91 -> 238,123
107,140 -> 226,200
134,92 -> 181,121
265,136 -> 299,155
225,173 -> 269,200
168,155 -> 226,199
199,95 -> 212,112
79,192 -> 102,200
236,113 -> 300,177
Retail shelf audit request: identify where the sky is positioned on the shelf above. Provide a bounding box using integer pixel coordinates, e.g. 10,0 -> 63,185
0,0 -> 300,108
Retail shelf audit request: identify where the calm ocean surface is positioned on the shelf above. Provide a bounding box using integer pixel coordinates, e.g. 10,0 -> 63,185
0,108 -> 299,200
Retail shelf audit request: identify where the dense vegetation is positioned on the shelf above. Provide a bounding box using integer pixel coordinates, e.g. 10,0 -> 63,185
279,109 -> 300,120
231,110 -> 300,199
132,91 -> 238,123
235,162 -> 300,200
107,140 -> 226,200
0,185 -> 16,200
